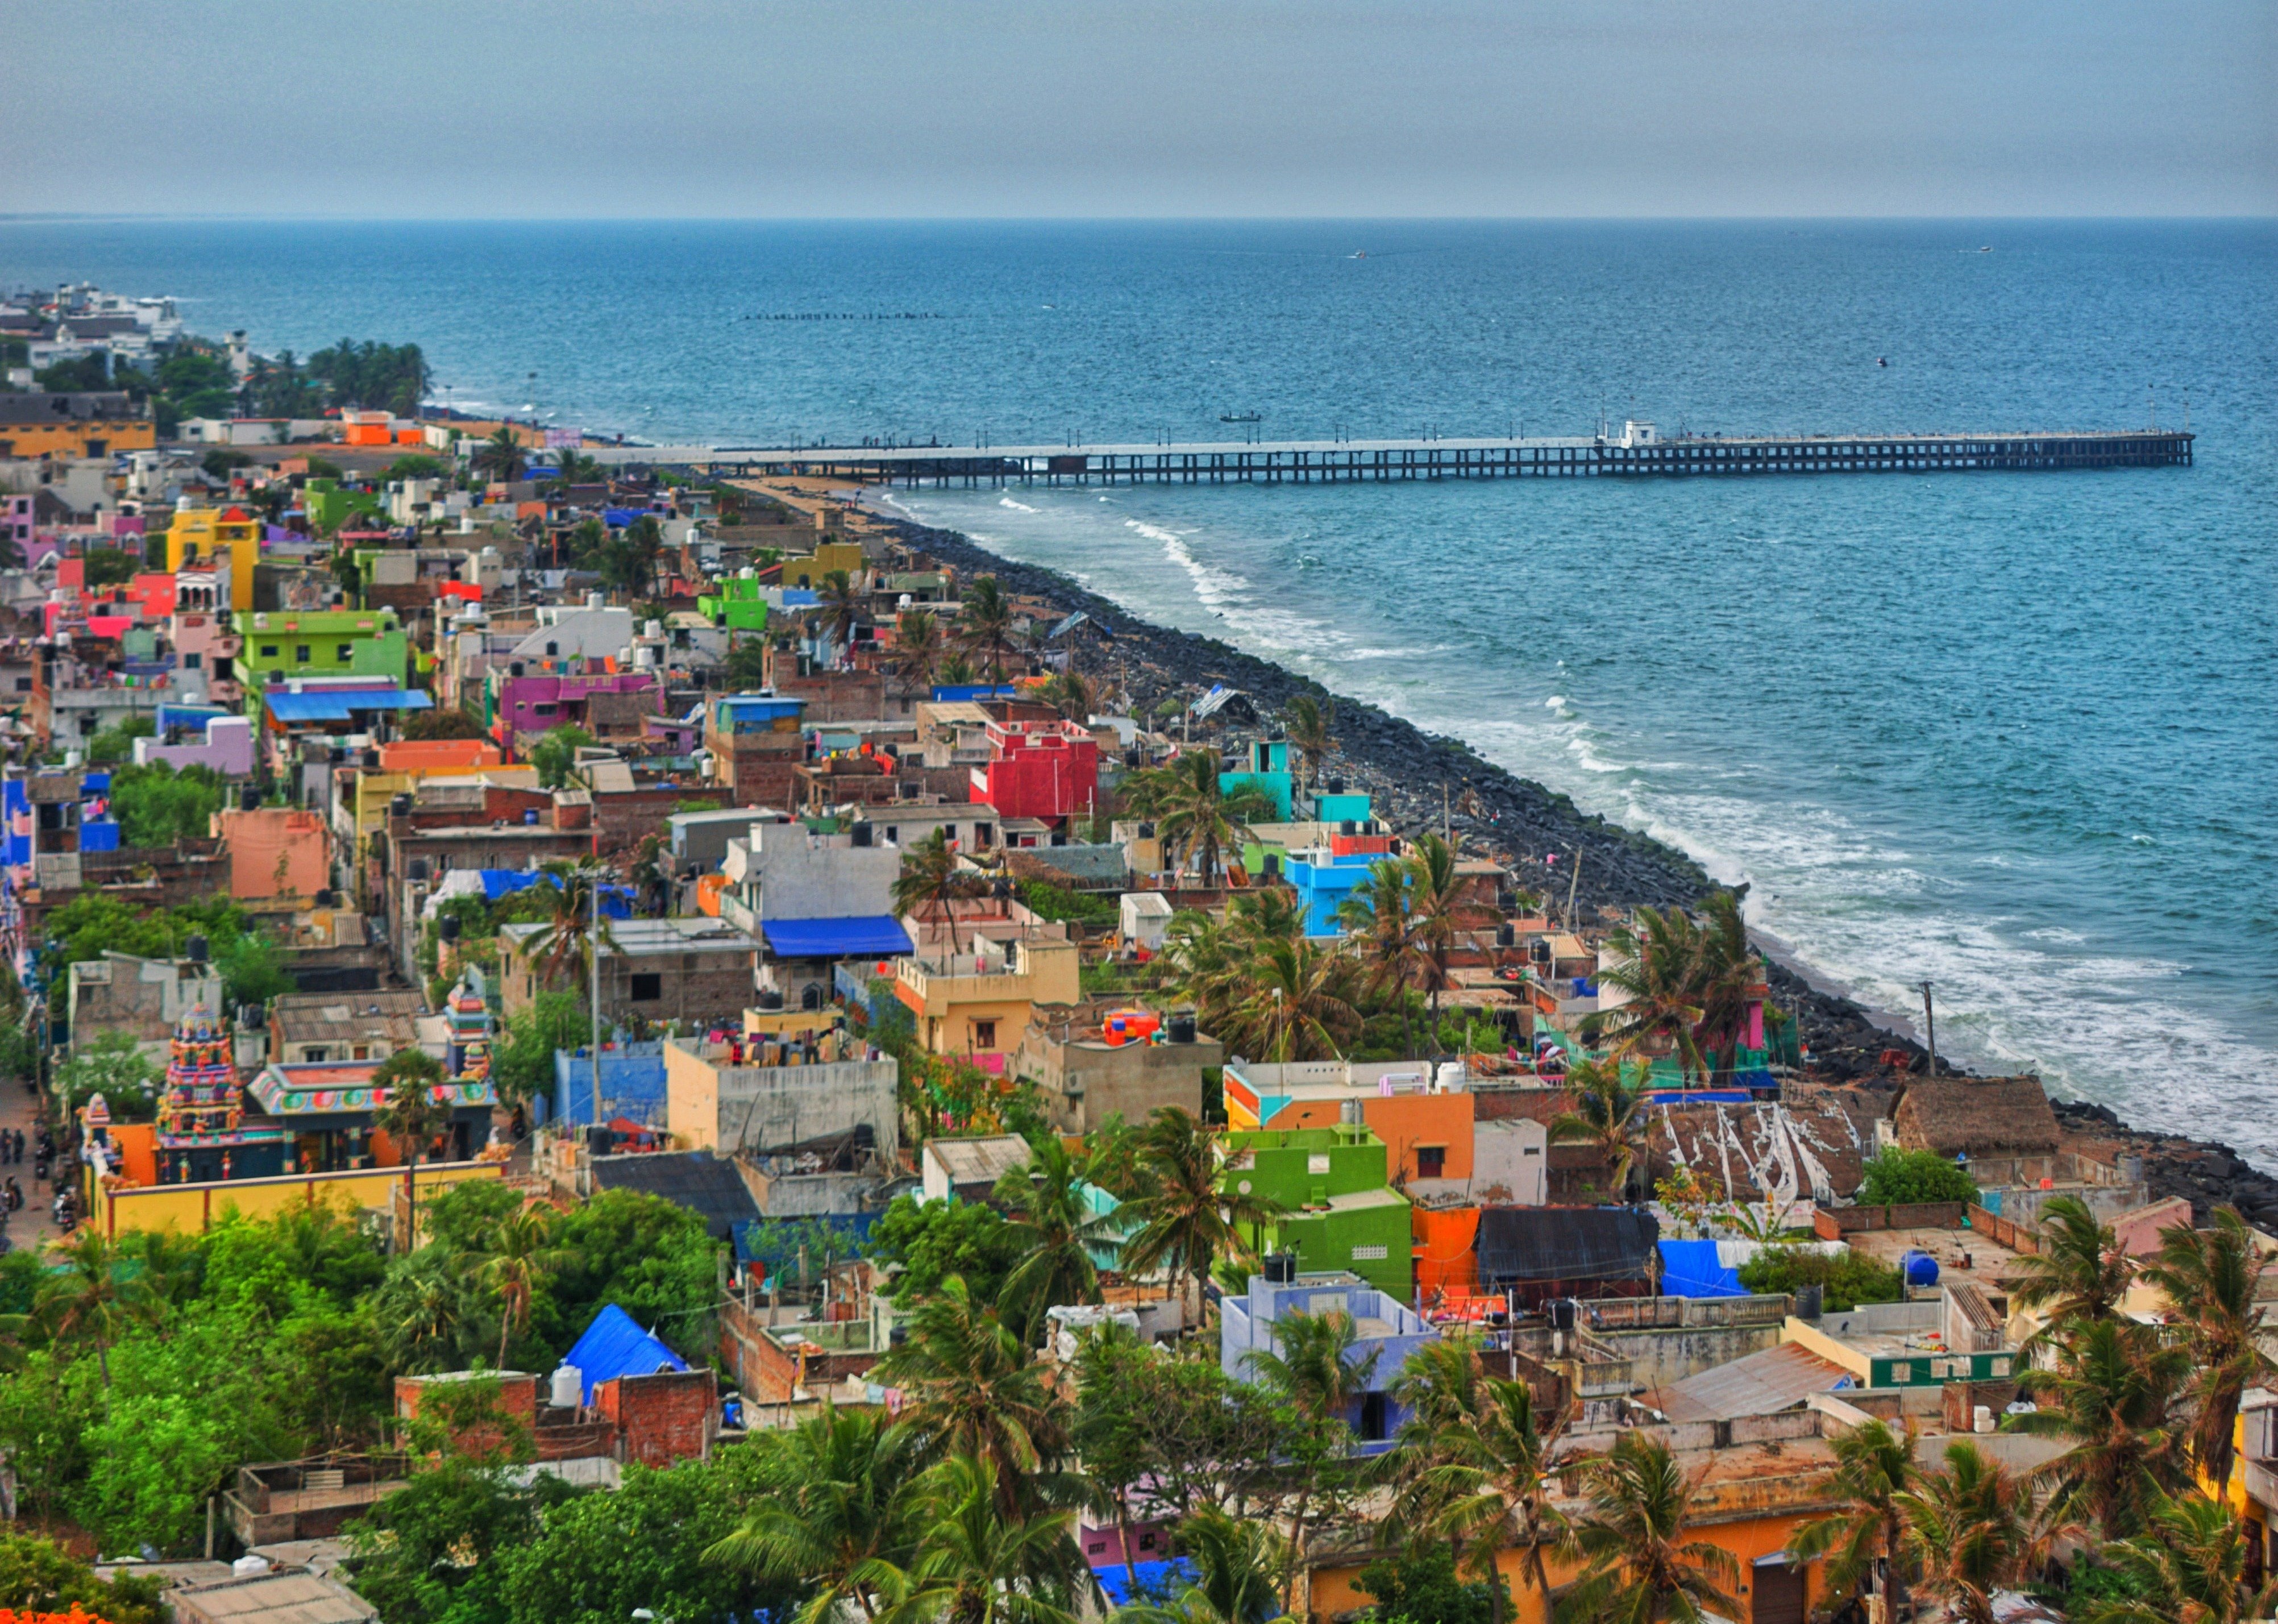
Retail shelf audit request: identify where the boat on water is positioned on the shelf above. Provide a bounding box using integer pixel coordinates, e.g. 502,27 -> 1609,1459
1219,411 -> 1262,423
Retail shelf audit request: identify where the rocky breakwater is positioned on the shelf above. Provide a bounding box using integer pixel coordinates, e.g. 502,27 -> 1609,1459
868,509 -> 2278,1214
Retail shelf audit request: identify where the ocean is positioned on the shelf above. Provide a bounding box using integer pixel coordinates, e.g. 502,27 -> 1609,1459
5,218 -> 2272,1164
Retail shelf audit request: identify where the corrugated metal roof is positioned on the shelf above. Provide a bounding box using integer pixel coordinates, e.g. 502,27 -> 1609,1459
174,1571 -> 375,1624
1649,1341 -> 1853,1424
590,1150 -> 759,1240
264,688 -> 433,722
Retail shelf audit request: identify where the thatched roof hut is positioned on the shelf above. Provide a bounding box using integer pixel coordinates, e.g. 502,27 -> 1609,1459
1892,1076 -> 2059,1158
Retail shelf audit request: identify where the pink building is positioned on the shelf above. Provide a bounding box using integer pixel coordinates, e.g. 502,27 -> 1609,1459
970,717 -> 1100,823
487,667 -> 662,749
214,805 -> 330,900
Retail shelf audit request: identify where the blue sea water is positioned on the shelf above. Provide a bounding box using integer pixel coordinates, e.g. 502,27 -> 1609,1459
4,218 -> 2272,1163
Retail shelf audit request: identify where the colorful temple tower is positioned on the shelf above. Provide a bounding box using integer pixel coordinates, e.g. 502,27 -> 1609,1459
156,1004 -> 289,1184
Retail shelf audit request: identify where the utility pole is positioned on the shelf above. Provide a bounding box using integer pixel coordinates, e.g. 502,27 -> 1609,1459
1919,981 -> 1938,1077
591,867 -> 604,1129
1564,845 -> 1583,929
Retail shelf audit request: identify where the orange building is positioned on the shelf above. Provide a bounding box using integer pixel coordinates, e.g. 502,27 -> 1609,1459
1224,1058 -> 1475,1185
214,804 -> 331,901
0,391 -> 155,460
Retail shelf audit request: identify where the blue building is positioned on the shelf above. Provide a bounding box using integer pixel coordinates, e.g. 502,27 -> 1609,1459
1220,738 -> 1294,822
1220,1269 -> 1437,1452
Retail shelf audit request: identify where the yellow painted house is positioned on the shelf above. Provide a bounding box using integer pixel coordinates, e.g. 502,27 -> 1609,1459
893,931 -> 1079,1071
167,503 -> 263,611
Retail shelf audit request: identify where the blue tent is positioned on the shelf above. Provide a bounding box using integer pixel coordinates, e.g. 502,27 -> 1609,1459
759,916 -> 913,958
1657,1239 -> 1744,1298
561,1303 -> 688,1407
480,870 -> 635,918
1094,1559 -> 1198,1609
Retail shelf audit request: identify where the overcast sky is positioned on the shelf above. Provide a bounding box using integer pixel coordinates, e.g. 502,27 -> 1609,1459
5,0 -> 2271,217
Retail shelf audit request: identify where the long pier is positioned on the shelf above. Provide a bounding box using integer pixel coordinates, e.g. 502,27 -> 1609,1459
595,428 -> 2193,487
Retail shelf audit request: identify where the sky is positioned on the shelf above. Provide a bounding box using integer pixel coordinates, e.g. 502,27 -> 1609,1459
3,0 -> 2272,218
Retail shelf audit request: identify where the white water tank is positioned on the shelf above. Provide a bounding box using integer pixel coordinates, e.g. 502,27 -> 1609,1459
232,1556 -> 272,1578
1435,1060 -> 1469,1093
587,591 -> 605,610
550,1364 -> 582,1409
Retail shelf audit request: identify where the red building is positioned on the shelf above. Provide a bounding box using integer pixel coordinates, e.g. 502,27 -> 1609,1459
970,717 -> 1100,823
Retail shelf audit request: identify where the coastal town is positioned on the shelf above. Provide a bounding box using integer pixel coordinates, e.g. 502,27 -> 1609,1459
0,286 -> 2273,1624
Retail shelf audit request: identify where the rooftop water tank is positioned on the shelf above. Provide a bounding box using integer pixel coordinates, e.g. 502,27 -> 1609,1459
549,1364 -> 583,1410
1901,1249 -> 1941,1288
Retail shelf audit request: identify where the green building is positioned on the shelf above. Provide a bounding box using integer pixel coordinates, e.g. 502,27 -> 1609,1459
697,574 -> 770,633
234,608 -> 411,715
302,477 -> 385,534
1221,1124 -> 1412,1299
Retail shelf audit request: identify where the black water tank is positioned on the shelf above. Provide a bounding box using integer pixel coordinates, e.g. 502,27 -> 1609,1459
1167,1014 -> 1196,1044
1327,777 -> 1346,795
1549,1299 -> 1578,1331
185,933 -> 210,964
850,824 -> 874,848
585,1124 -> 613,1159
509,661 -> 525,678
437,915 -> 461,944
1496,922 -> 1515,948
407,857 -> 431,882
314,888 -> 336,908
1339,820 -> 1357,837
756,988 -> 784,1011
1795,1283 -> 1824,1320
239,1002 -> 264,1029
361,747 -> 380,769
1263,1251 -> 1297,1284
1049,831 -> 1066,847
1262,853 -> 1281,879
390,792 -> 413,817
240,786 -> 260,812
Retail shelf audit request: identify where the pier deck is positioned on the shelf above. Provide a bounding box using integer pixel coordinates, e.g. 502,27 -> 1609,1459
595,429 -> 2193,486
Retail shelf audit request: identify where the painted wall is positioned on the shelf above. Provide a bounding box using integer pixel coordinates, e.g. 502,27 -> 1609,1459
215,804 -> 330,899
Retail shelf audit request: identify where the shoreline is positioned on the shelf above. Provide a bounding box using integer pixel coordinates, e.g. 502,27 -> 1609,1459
858,501 -> 2278,1224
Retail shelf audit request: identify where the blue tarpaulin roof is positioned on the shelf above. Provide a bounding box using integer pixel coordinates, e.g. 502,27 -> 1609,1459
1658,1239 -> 1745,1298
1094,1560 -> 1198,1608
264,688 -> 433,722
759,915 -> 913,958
560,1303 -> 689,1407
479,871 -> 634,917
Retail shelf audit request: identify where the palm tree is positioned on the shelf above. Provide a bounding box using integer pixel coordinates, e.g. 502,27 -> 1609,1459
708,1404 -> 919,1624
1124,1506 -> 1291,1624
820,567 -> 864,659
1282,694 -> 1334,798
1125,749 -> 1276,887
1118,1107 -> 1283,1322
524,862 -> 620,990
1242,1309 -> 1381,1612
2077,1490 -> 2278,1624
2007,1316 -> 2189,1539
479,1204 -> 568,1368
1231,937 -> 1361,1063
38,1232 -> 155,1386
1042,669 -> 1093,722
1406,833 -> 1490,1032
959,576 -> 1016,683
889,1454 -> 1079,1624
875,1276 -> 1069,1508
2009,1194 -> 2132,1345
995,1137 -> 1112,1342
373,1047 -> 451,1244
1548,1056 -> 1652,1202
123,1226 -> 206,1309
1409,1372 -> 1561,1618
891,608 -> 946,698
1892,1440 -> 2034,1624
1784,1418 -> 1914,1615
2136,1204 -> 2273,1488
1340,859 -> 1424,1060
1582,894 -> 1756,1085
1556,1430 -> 1741,1624
473,425 -> 527,484
892,828 -> 985,953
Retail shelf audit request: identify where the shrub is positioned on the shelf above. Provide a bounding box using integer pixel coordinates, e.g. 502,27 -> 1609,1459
1737,1245 -> 1903,1311
1857,1147 -> 1978,1206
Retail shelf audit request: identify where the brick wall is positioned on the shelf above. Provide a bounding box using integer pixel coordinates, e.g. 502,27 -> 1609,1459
594,1368 -> 716,1468
394,1373 -> 539,1456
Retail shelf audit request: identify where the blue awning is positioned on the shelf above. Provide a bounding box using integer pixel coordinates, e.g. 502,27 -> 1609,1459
264,688 -> 434,723
1658,1239 -> 1745,1298
759,915 -> 914,959
561,1303 -> 688,1407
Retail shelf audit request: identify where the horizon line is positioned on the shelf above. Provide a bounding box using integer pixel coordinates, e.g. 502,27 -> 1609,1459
3,211 -> 2274,227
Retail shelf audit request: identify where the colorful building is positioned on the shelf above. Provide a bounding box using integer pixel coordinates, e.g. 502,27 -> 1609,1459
213,804 -> 331,901
1220,1124 -> 1414,1298
150,1004 -> 291,1185
484,666 -> 660,749
970,717 -> 1100,823
168,504 -> 264,612
1219,737 -> 1294,821
233,608 -> 410,706
1224,1058 -> 1475,1186
0,391 -> 155,460
697,572 -> 771,633
1220,1269 -> 1435,1450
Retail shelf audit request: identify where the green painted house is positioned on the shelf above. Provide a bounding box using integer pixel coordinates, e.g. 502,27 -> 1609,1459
234,608 -> 411,715
698,574 -> 771,633
303,477 -> 385,534
1221,1124 -> 1413,1299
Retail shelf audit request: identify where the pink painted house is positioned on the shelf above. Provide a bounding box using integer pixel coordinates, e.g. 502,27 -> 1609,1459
485,666 -> 662,750
214,804 -> 330,901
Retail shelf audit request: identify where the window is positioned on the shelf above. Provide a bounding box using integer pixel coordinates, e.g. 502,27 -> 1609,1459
971,1019 -> 997,1050
84,439 -> 105,458
294,645 -> 311,663
629,972 -> 662,1002
1350,1244 -> 1389,1261
336,643 -> 352,662
544,641 -> 559,656
213,657 -> 232,680
533,703 -> 557,717
351,1045 -> 369,1060
259,644 -> 278,659
974,823 -> 993,848
1358,1392 -> 1389,1442
1307,1152 -> 1332,1176
304,1047 -> 327,1063
1415,1145 -> 1446,1179
182,653 -> 202,671
11,678 -> 27,693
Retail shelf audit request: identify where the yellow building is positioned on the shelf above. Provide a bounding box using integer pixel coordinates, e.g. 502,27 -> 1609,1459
167,502 -> 263,610
780,540 -> 866,589
90,1159 -> 501,1239
0,392 -> 155,460
892,932 -> 1079,1070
